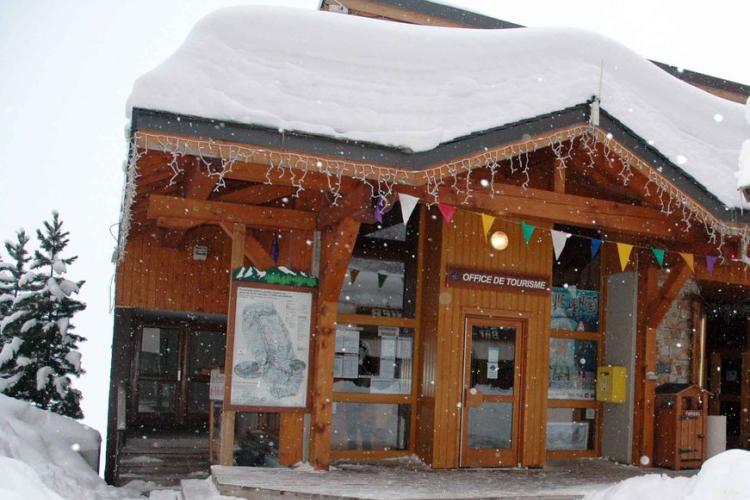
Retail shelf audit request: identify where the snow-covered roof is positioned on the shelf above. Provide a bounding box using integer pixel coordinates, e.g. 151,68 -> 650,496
127,6 -> 750,209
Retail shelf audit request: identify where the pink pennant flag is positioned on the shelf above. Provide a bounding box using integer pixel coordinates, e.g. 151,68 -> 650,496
437,204 -> 456,224
706,255 -> 718,274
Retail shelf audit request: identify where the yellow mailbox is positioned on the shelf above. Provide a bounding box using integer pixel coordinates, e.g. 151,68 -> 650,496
596,365 -> 627,403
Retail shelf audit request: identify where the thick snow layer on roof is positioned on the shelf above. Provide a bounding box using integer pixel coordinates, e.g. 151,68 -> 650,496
127,6 -> 750,208
737,98 -> 750,190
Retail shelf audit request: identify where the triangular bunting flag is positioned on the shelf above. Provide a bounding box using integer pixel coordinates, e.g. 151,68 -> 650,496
481,213 -> 496,240
373,199 -> 385,224
349,269 -> 360,285
706,255 -> 718,274
591,239 -> 602,261
551,230 -> 571,261
398,193 -> 419,225
271,234 -> 280,264
680,252 -> 694,272
617,243 -> 634,271
521,221 -> 535,246
651,247 -> 665,268
377,273 -> 388,288
438,203 -> 456,224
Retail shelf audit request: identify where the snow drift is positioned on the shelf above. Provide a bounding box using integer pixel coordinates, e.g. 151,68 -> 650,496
0,394 -> 135,499
127,6 -> 749,208
585,449 -> 750,500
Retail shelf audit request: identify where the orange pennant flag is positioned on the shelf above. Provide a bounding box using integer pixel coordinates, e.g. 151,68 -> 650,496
617,243 -> 634,271
679,252 -> 694,273
480,213 -> 495,241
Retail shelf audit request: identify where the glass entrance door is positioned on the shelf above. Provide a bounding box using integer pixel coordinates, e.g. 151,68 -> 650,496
134,325 -> 225,432
460,317 -> 524,467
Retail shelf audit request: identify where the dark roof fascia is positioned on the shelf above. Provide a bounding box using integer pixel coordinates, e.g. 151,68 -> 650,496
131,105 -> 587,171
597,109 -> 750,225
130,106 -> 749,225
652,61 -> 750,98
364,0 -> 521,29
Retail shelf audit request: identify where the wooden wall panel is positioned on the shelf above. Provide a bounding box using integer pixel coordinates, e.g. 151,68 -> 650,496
116,225 -> 233,314
429,211 -> 552,468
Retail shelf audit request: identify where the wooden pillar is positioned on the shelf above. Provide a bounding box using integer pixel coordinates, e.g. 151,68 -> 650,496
309,217 -> 360,470
220,222 -> 246,465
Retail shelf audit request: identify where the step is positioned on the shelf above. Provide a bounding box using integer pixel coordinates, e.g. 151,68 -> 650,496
181,478 -> 241,500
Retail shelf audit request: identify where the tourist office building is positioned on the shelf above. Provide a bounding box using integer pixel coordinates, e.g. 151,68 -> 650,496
105,1 -> 750,484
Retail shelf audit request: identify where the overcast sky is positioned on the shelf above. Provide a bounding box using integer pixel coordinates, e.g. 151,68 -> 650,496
0,0 -> 747,467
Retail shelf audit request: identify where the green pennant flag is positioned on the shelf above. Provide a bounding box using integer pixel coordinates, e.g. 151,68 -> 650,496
377,273 -> 388,288
521,221 -> 535,246
651,247 -> 665,268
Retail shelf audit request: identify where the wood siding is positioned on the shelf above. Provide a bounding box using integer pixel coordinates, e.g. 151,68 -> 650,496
423,209 -> 553,468
116,226 -> 233,314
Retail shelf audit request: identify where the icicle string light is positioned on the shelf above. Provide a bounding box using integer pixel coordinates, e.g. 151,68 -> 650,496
115,126 -> 750,262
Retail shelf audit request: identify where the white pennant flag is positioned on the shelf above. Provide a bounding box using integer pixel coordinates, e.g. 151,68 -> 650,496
398,193 -> 420,225
551,230 -> 571,261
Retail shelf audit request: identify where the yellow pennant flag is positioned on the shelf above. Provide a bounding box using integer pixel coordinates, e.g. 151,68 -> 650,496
679,252 -> 694,273
480,213 -> 495,240
617,243 -> 634,271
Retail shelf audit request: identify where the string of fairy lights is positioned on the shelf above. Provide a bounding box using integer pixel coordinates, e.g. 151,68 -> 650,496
115,122 -> 750,269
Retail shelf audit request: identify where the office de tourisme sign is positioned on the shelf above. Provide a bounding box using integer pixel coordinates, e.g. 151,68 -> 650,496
446,267 -> 550,294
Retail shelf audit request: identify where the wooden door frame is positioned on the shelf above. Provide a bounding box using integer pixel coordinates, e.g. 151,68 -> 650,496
458,315 -> 526,467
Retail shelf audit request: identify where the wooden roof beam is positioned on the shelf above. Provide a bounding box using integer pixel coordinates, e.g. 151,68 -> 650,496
223,163 -> 359,193
317,184 -> 376,229
218,223 -> 275,269
147,194 -> 317,231
397,183 -> 676,240
215,184 -> 296,204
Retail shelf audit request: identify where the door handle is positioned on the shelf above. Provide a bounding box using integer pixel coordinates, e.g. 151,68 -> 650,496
177,370 -> 181,382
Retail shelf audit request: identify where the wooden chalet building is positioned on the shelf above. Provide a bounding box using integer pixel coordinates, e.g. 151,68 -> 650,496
105,1 -> 750,484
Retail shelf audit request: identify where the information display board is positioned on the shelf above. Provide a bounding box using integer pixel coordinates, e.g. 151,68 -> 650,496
225,283 -> 313,411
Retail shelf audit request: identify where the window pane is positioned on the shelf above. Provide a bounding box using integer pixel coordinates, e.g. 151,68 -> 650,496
550,226 -> 601,333
234,412 -> 280,467
139,327 -> 179,377
188,331 -> 226,376
469,325 -> 516,396
138,380 -> 176,414
467,402 -> 513,449
331,403 -> 410,451
333,324 -> 413,395
548,338 -> 597,400
338,258 -> 406,317
546,407 -> 597,451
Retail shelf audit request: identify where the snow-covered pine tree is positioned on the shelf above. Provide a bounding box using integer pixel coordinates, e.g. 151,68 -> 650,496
4,213 -> 86,418
0,230 -> 33,393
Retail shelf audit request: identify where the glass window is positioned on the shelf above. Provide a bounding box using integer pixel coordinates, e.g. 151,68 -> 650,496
467,402 -> 513,449
331,403 -> 410,451
548,338 -> 598,400
550,226 -> 601,332
469,325 -> 516,396
138,380 -> 176,414
234,412 -> 280,467
337,210 -> 420,318
546,407 -> 597,451
139,327 -> 179,377
338,258 -> 406,317
333,324 -> 413,395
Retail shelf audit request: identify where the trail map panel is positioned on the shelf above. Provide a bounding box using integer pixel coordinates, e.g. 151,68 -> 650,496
229,286 -> 312,409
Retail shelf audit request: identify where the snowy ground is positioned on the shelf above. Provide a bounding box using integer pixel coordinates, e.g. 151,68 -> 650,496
213,456 -> 692,499
0,394 -> 229,500
3,393 -> 750,500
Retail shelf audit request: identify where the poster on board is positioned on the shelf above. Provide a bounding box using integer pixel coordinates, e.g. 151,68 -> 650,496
229,286 -> 312,409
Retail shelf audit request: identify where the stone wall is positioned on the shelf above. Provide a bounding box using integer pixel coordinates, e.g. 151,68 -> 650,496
655,275 -> 700,386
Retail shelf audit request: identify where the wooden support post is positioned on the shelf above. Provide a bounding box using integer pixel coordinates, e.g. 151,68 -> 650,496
309,217 -> 361,470
220,222 -> 246,465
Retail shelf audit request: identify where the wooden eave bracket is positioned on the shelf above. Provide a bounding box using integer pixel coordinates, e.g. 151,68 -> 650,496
646,263 -> 692,329
218,222 -> 275,269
